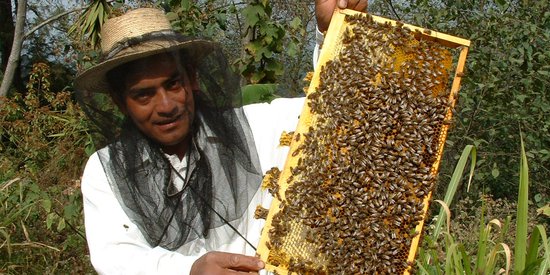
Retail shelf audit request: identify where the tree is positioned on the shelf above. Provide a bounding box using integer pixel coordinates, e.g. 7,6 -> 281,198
72,0 -> 316,97
0,0 -> 27,98
1,0 -> 15,71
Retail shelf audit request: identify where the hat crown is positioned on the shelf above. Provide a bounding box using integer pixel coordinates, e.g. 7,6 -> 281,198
100,8 -> 173,55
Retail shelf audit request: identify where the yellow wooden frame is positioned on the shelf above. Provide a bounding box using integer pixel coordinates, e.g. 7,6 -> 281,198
256,9 -> 470,275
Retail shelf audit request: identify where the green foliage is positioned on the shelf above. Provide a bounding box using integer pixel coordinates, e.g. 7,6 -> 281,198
68,0 -> 112,49
418,141 -> 550,274
233,0 -> 287,84
0,63 -> 93,184
165,0 -> 228,38
0,178 -> 91,273
0,62 -> 93,273
241,83 -> 279,105
163,0 -> 309,92
431,145 -> 476,239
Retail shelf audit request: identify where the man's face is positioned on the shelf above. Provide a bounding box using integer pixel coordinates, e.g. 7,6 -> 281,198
120,54 -> 195,154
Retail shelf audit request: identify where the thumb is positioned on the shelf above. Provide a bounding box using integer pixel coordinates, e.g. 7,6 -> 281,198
218,253 -> 265,271
338,0 -> 348,9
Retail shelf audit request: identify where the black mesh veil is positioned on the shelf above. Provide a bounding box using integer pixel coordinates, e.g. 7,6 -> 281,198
76,33 -> 263,250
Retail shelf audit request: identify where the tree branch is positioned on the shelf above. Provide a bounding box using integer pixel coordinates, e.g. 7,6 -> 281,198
385,0 -> 401,21
23,6 -> 87,39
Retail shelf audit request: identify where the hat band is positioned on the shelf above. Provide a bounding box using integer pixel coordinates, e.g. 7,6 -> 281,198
102,30 -> 185,61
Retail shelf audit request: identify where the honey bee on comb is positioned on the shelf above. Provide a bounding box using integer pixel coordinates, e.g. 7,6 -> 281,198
257,9 -> 470,275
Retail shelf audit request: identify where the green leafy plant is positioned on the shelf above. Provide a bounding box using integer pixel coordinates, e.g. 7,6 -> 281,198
233,0 -> 286,84
166,0 -> 228,38
68,0 -> 112,49
418,140 -> 550,274
0,62 -> 93,273
241,83 -> 278,105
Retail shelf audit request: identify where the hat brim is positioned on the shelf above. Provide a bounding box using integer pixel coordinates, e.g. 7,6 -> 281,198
74,39 -> 216,94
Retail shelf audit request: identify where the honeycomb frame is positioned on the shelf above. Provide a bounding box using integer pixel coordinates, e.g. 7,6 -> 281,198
257,9 -> 470,274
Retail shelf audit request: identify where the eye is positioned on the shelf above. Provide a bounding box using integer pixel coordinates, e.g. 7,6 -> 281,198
164,77 -> 183,92
129,89 -> 155,103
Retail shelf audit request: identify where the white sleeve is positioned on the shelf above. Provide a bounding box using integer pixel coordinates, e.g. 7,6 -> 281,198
313,27 -> 325,70
81,152 -> 198,275
243,97 -> 305,173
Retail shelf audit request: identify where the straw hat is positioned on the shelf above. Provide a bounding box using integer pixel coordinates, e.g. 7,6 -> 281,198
74,8 -> 215,93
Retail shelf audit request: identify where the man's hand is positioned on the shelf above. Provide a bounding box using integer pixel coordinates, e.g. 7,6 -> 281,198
315,0 -> 369,32
190,251 -> 265,274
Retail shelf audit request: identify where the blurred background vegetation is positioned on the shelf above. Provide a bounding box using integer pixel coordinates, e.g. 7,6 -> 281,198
0,0 -> 549,273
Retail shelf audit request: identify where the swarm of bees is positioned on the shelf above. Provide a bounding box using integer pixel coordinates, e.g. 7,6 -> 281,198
260,11 -> 464,274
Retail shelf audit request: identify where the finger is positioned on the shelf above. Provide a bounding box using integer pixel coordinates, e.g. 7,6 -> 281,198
343,0 -> 368,11
315,0 -> 337,12
226,270 -> 260,275
356,0 -> 368,11
315,0 -> 332,5
217,252 -> 265,271
343,0 -> 358,8
337,0 -> 347,9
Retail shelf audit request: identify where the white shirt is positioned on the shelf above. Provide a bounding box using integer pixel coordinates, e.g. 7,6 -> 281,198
81,97 -> 305,274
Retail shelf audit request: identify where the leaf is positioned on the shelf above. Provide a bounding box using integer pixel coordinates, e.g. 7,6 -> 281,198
435,200 -> 451,234
42,198 -> 52,212
286,41 -> 299,57
166,12 -> 179,21
289,17 -> 301,29
534,224 -> 550,275
491,163 -> 500,178
64,203 -> 77,219
241,84 -> 278,105
46,212 -> 56,229
537,203 -> 550,217
250,71 -> 266,84
432,145 -> 476,239
526,227 -> 542,271
515,135 -> 529,273
57,218 -> 66,232
534,193 -> 543,203
242,5 -> 265,28
180,0 -> 190,11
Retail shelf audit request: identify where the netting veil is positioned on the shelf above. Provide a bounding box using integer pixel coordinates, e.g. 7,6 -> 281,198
76,33 -> 263,250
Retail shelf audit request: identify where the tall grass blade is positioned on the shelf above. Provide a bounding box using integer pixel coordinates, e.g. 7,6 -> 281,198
452,243 -> 465,275
514,136 -> 529,273
480,218 -> 505,274
434,200 -> 451,234
474,201 -> 488,273
526,226 -> 541,270
483,243 -> 512,275
432,145 -> 476,240
444,233 -> 457,275
0,228 -> 11,257
458,243 -> 473,275
497,216 -> 512,247
534,225 -> 549,275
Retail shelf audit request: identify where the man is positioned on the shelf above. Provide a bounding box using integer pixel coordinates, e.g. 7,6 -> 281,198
76,1 -> 367,274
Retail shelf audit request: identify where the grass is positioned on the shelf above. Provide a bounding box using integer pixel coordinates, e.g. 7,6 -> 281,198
418,138 -> 550,274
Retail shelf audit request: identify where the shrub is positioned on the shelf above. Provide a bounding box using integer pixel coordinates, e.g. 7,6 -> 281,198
0,62 -> 94,273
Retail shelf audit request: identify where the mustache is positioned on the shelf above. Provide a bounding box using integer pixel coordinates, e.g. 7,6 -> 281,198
155,107 -> 193,125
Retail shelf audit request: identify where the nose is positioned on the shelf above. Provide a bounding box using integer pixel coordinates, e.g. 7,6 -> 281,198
155,89 -> 179,117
